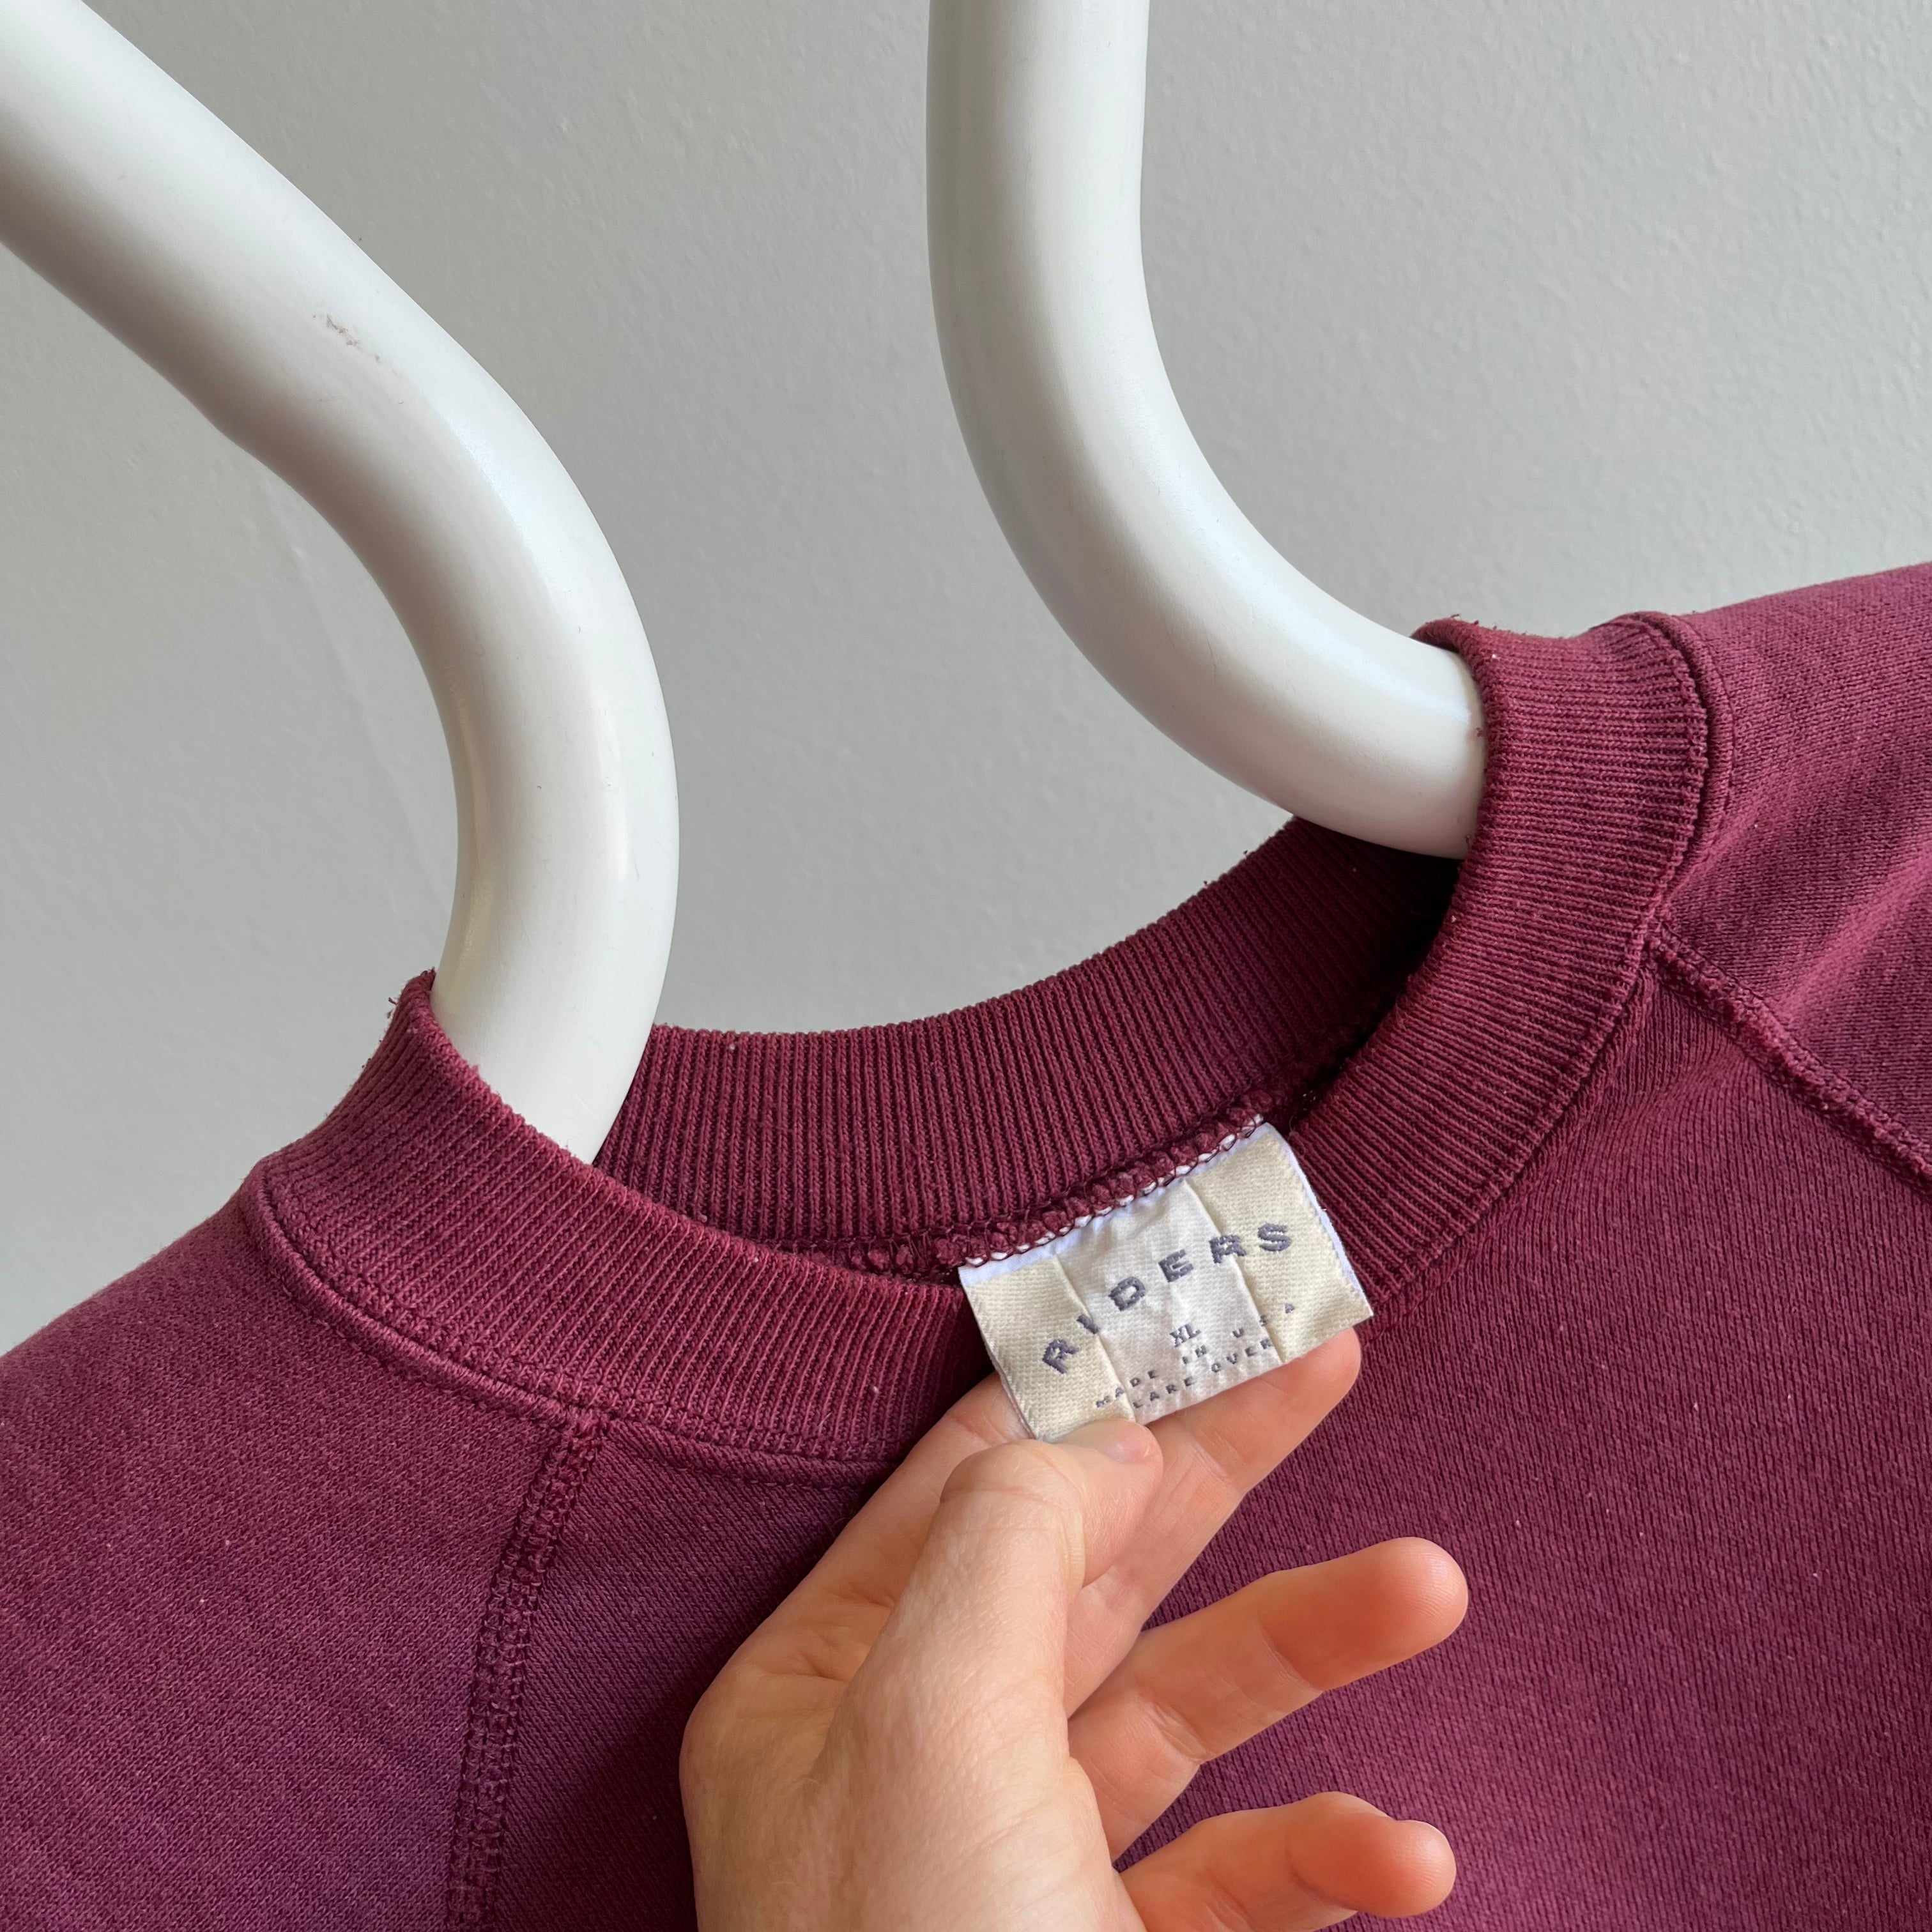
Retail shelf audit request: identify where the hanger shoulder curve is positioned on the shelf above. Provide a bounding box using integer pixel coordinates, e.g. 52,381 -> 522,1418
0,0 -> 677,1158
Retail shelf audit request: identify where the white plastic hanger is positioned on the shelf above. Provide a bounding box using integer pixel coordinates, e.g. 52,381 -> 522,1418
0,0 -> 677,1161
928,0 -> 1484,858
1,0 -> 1482,1163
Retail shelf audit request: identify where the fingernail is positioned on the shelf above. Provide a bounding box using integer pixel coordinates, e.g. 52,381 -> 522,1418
1062,1419 -> 1158,1463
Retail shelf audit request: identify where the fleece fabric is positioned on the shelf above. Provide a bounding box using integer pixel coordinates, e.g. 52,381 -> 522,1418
4,564 -> 1931,1929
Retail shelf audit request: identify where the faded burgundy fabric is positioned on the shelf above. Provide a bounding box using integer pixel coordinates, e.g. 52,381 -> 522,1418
6,564 -> 1932,1929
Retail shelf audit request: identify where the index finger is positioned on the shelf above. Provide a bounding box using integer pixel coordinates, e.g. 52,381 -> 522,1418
764,1331 -> 1361,1675
1064,1328 -> 1361,1703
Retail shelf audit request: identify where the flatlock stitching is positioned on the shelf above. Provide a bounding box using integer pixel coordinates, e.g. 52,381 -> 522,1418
233,1193 -> 579,1434
241,1177 -> 910,1485
1652,921 -> 1932,1199
256,1170 -> 928,1470
445,1411 -> 606,1932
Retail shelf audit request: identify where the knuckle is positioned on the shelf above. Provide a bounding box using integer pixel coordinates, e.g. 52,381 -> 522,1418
950,1438 -> 1081,1515
1133,1688 -> 1218,1781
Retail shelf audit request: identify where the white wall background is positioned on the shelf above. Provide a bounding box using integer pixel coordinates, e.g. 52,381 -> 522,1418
3,0 -> 1926,1350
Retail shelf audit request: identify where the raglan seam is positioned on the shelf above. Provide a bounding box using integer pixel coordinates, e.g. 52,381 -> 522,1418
1639,600 -> 1931,1198
445,1411 -> 608,1932
1651,921 -> 1932,1199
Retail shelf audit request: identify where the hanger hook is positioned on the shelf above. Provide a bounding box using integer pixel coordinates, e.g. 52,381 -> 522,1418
929,0 -> 1484,857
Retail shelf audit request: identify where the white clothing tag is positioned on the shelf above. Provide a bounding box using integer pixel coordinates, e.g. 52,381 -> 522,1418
958,1124 -> 1371,1442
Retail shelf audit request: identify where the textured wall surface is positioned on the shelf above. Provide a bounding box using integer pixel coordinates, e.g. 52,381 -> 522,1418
3,0 -> 1926,1346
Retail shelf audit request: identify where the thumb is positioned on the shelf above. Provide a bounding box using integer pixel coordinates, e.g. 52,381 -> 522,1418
850,1420 -> 1163,1723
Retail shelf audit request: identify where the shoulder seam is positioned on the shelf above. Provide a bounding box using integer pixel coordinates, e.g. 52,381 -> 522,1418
1651,921 -> 1932,1199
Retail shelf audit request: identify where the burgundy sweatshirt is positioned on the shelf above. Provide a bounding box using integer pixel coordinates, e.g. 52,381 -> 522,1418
5,565 -> 1931,1930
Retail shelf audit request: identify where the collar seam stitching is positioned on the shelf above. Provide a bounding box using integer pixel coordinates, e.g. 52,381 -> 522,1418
247,1165 -> 947,1473
637,959 -> 1429,1276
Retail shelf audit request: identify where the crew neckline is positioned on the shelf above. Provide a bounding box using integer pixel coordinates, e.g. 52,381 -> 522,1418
252,611 -> 1714,1465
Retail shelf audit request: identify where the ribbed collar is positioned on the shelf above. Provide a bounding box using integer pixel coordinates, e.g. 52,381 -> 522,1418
251,611 -> 1713,1466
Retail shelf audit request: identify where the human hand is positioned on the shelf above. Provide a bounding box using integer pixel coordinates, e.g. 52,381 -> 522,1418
681,1331 -> 1467,1929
